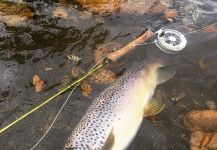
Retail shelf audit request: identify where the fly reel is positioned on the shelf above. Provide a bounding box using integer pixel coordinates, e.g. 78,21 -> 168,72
155,29 -> 187,54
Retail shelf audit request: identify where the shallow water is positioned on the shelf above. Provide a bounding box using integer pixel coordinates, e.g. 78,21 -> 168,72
0,0 -> 217,149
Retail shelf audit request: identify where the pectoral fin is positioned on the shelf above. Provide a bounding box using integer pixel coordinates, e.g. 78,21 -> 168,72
144,99 -> 165,117
157,66 -> 175,85
102,128 -> 115,150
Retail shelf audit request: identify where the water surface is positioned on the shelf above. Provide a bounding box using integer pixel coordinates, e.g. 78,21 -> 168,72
0,0 -> 217,149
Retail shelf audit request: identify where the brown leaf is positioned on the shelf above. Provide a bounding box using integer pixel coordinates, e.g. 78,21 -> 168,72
45,67 -> 53,71
164,9 -> 177,22
80,80 -> 92,97
198,59 -> 210,69
33,75 -> 44,92
71,66 -> 84,79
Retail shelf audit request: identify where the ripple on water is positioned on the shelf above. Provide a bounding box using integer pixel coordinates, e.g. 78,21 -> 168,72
175,0 -> 217,28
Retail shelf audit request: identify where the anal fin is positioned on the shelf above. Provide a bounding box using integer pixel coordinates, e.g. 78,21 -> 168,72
144,98 -> 165,117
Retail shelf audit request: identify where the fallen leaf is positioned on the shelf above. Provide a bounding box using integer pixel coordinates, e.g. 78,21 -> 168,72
71,66 -> 84,79
164,9 -> 177,22
67,54 -> 81,64
33,75 -> 44,92
80,80 -> 92,97
184,110 -> 217,132
45,67 -> 53,71
198,59 -> 210,69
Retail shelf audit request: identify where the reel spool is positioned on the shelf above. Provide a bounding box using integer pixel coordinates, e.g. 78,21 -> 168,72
155,29 -> 187,54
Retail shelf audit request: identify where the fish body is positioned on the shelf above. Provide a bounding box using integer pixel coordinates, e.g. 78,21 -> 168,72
65,60 -> 174,150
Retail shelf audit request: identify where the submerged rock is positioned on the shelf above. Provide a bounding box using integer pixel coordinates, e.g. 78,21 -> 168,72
184,110 -> 217,132
190,131 -> 217,150
184,109 -> 217,150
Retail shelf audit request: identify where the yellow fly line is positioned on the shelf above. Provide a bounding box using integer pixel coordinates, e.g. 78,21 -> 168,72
0,60 -> 108,134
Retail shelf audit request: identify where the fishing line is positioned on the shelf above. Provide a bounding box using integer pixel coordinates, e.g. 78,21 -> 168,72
30,85 -> 79,150
184,22 -> 217,35
135,41 -> 157,46
30,57 -> 107,150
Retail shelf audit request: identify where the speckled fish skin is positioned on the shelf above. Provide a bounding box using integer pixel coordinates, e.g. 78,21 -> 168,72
65,61 -> 164,150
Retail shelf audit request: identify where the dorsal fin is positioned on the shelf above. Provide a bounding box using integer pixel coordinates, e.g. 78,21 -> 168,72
102,128 -> 115,150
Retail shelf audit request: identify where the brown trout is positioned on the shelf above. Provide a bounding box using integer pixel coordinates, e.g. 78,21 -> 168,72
64,60 -> 175,150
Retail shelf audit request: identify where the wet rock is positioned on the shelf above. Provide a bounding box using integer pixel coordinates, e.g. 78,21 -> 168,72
75,0 -> 120,14
190,131 -> 217,150
184,110 -> 217,132
0,13 -> 27,26
179,3 -> 201,27
80,80 -> 92,97
0,1 -> 33,26
53,7 -> 68,19
61,76 -> 70,87
32,75 -> 44,92
75,0 -> 172,15
0,1 -> 33,18
171,92 -> 186,102
147,0 -> 172,14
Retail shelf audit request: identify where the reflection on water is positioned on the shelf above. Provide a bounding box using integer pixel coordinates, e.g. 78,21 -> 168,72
0,0 -> 217,149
